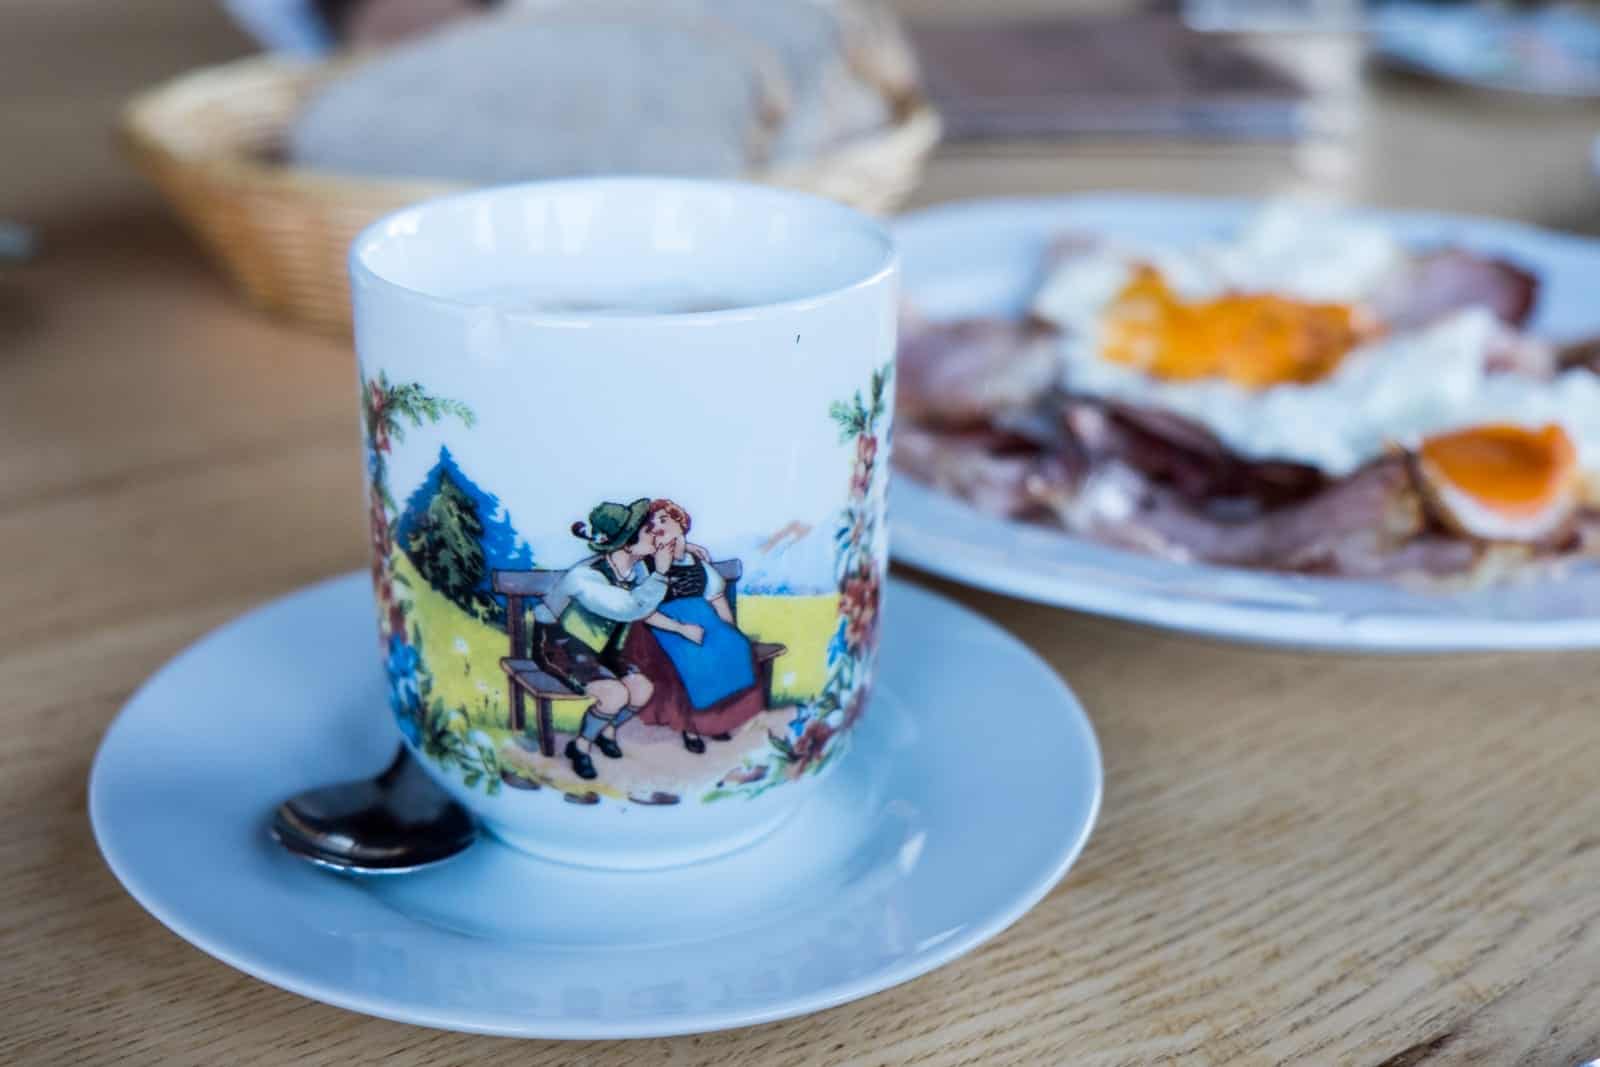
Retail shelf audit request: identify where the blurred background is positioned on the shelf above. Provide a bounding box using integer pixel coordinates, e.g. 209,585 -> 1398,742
12,6 -> 1600,1060
6,0 -> 1600,332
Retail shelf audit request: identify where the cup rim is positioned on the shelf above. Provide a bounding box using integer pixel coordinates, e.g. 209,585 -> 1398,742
348,176 -> 899,327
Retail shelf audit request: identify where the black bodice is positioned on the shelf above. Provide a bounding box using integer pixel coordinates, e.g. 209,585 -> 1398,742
663,561 -> 707,602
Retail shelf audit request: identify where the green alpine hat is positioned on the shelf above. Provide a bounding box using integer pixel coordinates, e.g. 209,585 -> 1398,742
573,498 -> 652,553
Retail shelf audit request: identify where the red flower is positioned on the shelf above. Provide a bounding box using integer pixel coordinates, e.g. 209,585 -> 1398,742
369,500 -> 394,599
369,498 -> 392,553
365,386 -> 398,456
387,600 -> 407,639
788,716 -> 836,778
848,434 -> 878,500
839,563 -> 881,653
849,466 -> 870,500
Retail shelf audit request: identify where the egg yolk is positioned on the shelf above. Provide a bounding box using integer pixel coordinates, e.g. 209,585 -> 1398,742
1099,265 -> 1374,387
1418,423 -> 1578,518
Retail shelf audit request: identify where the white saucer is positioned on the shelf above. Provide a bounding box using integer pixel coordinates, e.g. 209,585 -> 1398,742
90,573 -> 1101,1038
892,195 -> 1600,652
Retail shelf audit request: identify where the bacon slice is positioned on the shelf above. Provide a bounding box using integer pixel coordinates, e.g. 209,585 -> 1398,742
1042,233 -> 1538,333
1557,336 -> 1600,375
894,423 -> 1077,520
1065,399 -> 1328,509
895,399 -> 1428,573
887,232 -> 1591,584
1378,248 -> 1538,331
1066,456 -> 1426,574
896,317 -> 1061,427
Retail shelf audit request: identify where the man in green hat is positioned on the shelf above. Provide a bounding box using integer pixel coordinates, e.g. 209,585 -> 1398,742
532,498 -> 681,781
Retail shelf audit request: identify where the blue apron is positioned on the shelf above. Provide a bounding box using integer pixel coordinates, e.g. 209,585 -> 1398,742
652,597 -> 757,709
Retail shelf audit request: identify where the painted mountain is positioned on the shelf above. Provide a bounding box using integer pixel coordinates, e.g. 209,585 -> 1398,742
397,446 -> 534,614
737,519 -> 838,595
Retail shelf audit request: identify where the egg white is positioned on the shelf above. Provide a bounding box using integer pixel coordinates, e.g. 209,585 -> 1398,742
1031,207 -> 1600,478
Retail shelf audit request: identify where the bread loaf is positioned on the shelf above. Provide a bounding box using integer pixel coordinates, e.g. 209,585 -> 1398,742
289,10 -> 789,181
288,0 -> 913,183
512,0 -> 905,162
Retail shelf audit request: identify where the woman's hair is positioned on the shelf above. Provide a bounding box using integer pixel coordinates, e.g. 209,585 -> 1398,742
647,498 -> 691,534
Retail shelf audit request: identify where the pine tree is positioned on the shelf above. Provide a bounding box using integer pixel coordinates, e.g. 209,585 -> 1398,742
405,468 -> 490,617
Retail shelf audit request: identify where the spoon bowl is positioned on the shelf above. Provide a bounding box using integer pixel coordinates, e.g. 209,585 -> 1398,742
271,747 -> 477,875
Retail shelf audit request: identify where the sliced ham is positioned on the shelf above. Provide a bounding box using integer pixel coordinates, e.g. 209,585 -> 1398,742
896,317 -> 1061,427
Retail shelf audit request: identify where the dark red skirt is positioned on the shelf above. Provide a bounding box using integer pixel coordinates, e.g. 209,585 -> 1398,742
623,624 -> 767,735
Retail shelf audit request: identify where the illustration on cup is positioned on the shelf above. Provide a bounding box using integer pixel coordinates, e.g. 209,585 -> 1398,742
362,363 -> 892,807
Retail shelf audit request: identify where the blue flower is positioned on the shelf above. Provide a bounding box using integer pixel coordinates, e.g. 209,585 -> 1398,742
384,635 -> 423,742
825,616 -> 848,667
787,706 -> 810,738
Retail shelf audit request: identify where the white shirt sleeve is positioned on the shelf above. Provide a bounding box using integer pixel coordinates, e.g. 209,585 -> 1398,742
567,565 -> 667,621
701,559 -> 726,598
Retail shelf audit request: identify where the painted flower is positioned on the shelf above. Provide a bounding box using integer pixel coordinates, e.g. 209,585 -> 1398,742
384,635 -> 423,743
721,764 -> 768,787
366,385 -> 391,454
848,510 -> 869,551
848,435 -> 879,500
369,497 -> 392,562
840,563 -> 881,653
454,636 -> 471,654
787,716 -> 836,778
849,463 -> 872,501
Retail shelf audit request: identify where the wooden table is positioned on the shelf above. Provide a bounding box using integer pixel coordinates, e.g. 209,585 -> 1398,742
6,3 -> 1600,1064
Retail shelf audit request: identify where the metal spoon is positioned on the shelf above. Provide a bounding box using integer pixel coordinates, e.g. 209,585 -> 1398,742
270,746 -> 477,874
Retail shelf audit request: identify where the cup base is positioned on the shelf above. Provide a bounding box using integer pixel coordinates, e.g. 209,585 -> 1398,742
479,793 -> 806,871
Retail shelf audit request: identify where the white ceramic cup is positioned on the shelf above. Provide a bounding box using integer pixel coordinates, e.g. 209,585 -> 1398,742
350,178 -> 897,868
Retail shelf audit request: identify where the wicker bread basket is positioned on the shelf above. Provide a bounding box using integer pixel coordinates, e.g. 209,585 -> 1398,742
121,50 -> 940,334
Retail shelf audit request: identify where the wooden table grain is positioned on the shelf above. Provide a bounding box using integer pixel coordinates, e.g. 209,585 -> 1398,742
6,3 -> 1600,1064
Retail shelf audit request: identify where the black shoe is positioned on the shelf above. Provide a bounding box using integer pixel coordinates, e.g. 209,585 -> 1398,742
711,732 -> 733,742
594,732 -> 623,759
682,731 -> 707,755
565,739 -> 597,780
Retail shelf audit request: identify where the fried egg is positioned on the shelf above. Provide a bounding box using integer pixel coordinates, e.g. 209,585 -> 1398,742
1031,206 -> 1600,501
1415,423 -> 1581,542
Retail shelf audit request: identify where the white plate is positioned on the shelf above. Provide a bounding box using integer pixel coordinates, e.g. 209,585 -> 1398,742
1372,4 -> 1600,100
89,573 -> 1101,1038
890,195 -> 1600,651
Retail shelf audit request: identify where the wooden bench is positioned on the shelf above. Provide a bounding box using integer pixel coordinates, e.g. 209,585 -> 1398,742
493,560 -> 788,756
